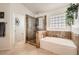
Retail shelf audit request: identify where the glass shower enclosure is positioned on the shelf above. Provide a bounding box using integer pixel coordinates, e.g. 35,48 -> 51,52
26,15 -> 46,46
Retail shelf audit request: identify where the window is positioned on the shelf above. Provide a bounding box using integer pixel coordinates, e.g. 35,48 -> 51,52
47,14 -> 67,31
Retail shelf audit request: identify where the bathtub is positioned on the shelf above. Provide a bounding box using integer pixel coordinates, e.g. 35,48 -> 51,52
40,37 -> 77,55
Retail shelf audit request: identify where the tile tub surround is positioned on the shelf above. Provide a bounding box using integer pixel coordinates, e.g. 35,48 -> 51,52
36,31 -> 72,48
46,31 -> 72,39
36,31 -> 46,48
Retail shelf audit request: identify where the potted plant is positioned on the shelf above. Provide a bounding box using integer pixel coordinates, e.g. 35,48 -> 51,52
66,3 -> 79,26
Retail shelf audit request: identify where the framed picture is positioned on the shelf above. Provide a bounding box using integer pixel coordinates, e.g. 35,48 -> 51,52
0,12 -> 4,18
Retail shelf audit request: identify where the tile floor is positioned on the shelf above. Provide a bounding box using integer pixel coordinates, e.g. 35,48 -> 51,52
0,41 -> 55,55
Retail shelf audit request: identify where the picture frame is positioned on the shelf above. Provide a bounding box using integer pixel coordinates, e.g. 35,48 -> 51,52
0,12 -> 4,18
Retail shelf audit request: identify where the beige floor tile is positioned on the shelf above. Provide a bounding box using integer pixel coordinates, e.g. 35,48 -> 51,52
0,41 -> 56,55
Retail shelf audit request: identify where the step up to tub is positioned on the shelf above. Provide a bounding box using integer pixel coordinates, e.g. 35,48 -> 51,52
40,37 -> 77,55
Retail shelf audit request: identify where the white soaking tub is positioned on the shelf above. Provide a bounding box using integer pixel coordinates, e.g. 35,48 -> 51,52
40,37 -> 77,55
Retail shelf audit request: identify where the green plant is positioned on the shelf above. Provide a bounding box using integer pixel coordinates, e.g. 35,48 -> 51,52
66,3 -> 78,26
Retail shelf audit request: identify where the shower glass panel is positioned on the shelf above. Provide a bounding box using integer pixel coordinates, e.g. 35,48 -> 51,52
37,16 -> 46,31
26,15 -> 36,45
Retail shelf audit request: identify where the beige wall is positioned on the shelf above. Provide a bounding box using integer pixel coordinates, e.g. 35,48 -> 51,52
0,4 -> 11,50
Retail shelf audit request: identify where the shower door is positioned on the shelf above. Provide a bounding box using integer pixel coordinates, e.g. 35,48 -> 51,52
26,15 -> 36,45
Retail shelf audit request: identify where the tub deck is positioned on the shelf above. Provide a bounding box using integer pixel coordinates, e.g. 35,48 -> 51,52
40,37 -> 77,55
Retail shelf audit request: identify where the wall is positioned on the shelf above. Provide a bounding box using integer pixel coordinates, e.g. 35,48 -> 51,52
0,4 -> 11,50
14,14 -> 25,43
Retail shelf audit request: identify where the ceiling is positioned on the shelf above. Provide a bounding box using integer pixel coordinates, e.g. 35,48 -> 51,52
23,3 -> 69,14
